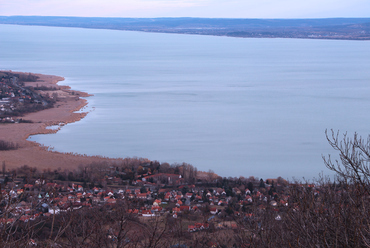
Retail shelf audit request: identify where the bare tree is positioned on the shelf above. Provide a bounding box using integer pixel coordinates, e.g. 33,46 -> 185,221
323,129 -> 370,193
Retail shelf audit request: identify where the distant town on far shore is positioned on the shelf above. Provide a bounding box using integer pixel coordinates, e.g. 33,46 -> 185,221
1,16 -> 370,40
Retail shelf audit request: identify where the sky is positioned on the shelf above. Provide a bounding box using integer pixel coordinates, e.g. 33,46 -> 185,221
0,0 -> 369,19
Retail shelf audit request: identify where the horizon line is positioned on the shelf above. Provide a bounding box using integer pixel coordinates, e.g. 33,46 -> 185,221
1,15 -> 370,20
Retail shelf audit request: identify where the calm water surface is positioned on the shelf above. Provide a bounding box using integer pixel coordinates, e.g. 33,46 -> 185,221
1,24 -> 370,180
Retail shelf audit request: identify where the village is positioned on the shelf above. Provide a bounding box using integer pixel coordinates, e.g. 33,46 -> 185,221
0,71 -> 54,122
0,158 -> 312,248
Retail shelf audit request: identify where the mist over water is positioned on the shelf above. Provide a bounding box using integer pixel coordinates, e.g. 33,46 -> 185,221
1,24 -> 370,180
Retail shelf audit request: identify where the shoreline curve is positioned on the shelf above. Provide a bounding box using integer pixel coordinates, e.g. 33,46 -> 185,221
0,71 -> 133,171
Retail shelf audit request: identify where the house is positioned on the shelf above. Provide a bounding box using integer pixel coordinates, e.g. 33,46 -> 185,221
195,223 -> 209,230
172,207 -> 181,213
106,190 -> 114,196
188,223 -> 209,232
48,205 -> 60,215
232,188 -> 242,195
270,200 -> 278,207
16,201 -> 31,213
0,218 -> 15,225
141,210 -> 155,217
153,199 -> 161,206
71,202 -> 83,210
19,215 -> 30,222
151,205 -> 162,212
180,206 -> 190,212
137,193 -> 147,199
192,206 -> 199,211
128,209 -> 139,214
245,213 -> 254,219
24,184 -> 34,190
280,200 -> 288,206
210,207 -> 218,215
275,215 -> 282,221
164,193 -> 171,201
29,239 -> 37,246
77,185 -> 83,192
128,194 -> 135,199
188,225 -> 196,232
185,193 -> 193,198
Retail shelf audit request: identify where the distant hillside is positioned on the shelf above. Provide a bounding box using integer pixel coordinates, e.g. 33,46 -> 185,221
1,16 -> 370,40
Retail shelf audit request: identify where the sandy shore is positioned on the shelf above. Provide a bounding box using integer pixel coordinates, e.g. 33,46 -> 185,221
0,71 -> 125,171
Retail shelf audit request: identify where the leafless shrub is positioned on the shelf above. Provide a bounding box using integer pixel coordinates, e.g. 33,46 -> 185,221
0,140 -> 19,151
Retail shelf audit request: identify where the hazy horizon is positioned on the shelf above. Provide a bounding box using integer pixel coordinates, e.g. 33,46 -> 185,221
1,15 -> 369,19
1,0 -> 369,19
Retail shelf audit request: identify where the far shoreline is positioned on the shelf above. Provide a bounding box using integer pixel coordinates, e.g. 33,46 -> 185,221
1,17 -> 370,40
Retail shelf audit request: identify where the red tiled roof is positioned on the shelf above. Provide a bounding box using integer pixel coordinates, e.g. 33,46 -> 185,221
128,209 -> 139,214
180,206 -> 190,211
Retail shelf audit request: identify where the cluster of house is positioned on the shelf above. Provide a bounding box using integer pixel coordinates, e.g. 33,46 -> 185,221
1,79 -> 18,117
0,76 -> 43,120
188,222 -> 210,232
0,173 -> 299,234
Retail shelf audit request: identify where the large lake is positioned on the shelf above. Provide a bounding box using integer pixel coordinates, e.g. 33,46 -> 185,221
1,24 -> 370,180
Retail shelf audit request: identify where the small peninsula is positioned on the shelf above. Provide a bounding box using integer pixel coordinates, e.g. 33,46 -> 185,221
0,71 -> 134,171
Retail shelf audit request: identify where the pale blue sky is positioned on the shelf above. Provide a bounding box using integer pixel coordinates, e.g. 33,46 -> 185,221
0,0 -> 369,18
